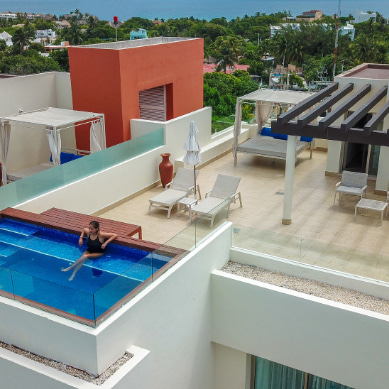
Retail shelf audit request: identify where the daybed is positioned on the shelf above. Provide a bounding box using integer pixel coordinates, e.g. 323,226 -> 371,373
7,150 -> 86,182
236,127 -> 312,163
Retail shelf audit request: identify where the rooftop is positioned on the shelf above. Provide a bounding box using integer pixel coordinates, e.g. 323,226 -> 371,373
97,149 -> 389,284
341,63 -> 389,80
76,37 -> 197,50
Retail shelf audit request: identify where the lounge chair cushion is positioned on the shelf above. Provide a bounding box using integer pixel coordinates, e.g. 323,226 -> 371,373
190,197 -> 226,215
149,189 -> 187,206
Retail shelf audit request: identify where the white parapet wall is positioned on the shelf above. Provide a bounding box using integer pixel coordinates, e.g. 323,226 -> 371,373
211,270 -> 389,389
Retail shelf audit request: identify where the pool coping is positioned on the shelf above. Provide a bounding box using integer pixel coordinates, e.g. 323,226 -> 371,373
0,207 -> 186,326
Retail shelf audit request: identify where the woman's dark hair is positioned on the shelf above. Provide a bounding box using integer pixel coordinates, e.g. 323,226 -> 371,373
89,220 -> 100,230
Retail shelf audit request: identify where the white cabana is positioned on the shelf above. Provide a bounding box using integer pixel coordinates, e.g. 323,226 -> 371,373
232,89 -> 314,165
0,107 -> 105,184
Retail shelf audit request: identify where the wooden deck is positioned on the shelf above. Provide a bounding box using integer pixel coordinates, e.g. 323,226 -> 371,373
40,208 -> 142,239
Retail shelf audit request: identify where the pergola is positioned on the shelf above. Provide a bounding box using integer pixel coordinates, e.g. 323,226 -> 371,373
232,89 -> 314,165
270,69 -> 389,225
0,107 -> 105,185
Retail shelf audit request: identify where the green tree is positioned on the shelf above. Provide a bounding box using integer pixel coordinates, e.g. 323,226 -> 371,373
12,24 -> 36,54
211,36 -> 243,72
63,20 -> 84,45
0,53 -> 61,75
49,49 -> 69,71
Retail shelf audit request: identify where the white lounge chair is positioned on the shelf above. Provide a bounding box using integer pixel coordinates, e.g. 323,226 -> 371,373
334,171 -> 368,205
148,168 -> 200,218
189,174 -> 242,228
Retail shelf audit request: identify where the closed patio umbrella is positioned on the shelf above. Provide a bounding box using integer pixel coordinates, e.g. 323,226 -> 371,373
183,121 -> 201,198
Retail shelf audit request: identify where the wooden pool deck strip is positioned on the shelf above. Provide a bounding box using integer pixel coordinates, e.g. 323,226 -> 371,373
0,207 -> 185,257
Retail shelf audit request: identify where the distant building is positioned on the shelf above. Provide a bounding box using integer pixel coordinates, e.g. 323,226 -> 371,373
270,23 -> 355,41
0,12 -> 17,20
296,9 -> 322,22
354,9 -> 377,23
35,29 -> 56,44
55,20 -> 71,29
203,63 -> 250,74
130,28 -> 148,40
44,41 -> 70,52
0,31 -> 13,46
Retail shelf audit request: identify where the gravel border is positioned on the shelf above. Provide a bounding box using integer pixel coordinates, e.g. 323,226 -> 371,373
0,341 -> 133,385
222,261 -> 389,315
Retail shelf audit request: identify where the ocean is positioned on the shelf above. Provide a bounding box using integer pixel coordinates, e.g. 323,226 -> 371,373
0,0 -> 388,21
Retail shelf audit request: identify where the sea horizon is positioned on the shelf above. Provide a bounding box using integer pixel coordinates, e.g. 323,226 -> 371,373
0,0 -> 388,21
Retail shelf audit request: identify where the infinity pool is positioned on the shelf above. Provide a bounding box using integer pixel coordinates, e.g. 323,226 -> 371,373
0,218 -> 173,324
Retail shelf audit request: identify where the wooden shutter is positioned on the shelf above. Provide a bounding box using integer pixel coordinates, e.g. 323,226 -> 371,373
139,85 -> 166,121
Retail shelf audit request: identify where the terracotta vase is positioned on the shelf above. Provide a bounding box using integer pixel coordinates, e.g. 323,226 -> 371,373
159,153 -> 173,188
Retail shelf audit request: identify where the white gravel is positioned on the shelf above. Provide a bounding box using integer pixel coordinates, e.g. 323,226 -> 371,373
0,341 -> 132,385
222,261 -> 389,315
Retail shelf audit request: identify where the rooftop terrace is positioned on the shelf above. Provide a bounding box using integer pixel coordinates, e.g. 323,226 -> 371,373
97,149 -> 389,284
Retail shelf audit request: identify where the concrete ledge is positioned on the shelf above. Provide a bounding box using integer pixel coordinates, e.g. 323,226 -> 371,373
230,247 -> 389,300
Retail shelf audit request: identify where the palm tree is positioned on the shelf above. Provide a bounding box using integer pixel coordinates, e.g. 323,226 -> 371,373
65,20 -> 84,45
12,24 -> 35,54
213,36 -> 242,72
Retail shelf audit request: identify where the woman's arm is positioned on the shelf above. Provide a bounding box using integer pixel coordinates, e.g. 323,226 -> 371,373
100,232 -> 118,249
79,227 -> 89,246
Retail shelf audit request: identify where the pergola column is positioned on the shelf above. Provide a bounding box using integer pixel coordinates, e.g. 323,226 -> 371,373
282,135 -> 297,225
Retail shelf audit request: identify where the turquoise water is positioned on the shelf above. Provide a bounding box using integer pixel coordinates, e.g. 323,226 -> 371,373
0,0 -> 387,20
0,218 -> 171,322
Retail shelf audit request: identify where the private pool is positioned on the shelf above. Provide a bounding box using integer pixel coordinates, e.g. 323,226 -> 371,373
0,217 -> 181,326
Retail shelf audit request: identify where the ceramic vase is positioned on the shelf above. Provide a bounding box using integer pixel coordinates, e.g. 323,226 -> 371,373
159,153 -> 173,188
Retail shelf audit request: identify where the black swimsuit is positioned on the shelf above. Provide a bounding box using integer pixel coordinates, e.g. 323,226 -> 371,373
87,235 -> 106,254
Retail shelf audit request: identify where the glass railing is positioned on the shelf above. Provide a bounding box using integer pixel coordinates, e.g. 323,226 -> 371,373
231,225 -> 389,284
0,128 -> 164,210
0,203 -> 225,327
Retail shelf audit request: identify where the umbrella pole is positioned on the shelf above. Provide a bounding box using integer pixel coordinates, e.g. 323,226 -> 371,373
194,165 -> 197,199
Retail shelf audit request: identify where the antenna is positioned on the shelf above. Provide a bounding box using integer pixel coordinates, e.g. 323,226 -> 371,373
333,0 -> 342,79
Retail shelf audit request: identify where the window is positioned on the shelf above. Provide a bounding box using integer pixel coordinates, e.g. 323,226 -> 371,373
139,85 -> 166,121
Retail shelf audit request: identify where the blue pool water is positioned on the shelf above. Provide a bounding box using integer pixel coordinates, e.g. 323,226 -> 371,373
0,218 -> 171,322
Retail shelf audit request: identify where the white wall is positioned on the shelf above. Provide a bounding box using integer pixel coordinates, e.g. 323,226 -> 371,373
211,270 -> 389,389
0,72 -> 74,172
213,343 -> 251,389
94,223 -> 233,388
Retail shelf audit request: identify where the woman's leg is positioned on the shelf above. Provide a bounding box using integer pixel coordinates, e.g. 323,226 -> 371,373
62,252 -> 103,280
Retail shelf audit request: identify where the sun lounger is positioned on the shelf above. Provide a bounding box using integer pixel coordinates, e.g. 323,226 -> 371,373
148,167 -> 200,218
189,174 -> 242,228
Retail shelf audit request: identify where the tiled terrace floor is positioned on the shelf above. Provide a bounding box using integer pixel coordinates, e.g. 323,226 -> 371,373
98,149 -> 389,283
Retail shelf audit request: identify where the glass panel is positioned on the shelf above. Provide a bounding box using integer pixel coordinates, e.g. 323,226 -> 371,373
0,266 -> 14,297
368,145 -> 380,176
307,374 -> 354,389
0,128 -> 164,210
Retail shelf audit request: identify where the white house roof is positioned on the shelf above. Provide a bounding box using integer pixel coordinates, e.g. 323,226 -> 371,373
1,107 -> 103,129
239,89 -> 314,105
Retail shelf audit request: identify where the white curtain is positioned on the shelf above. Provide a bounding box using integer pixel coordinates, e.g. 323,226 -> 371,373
46,127 -> 61,166
232,99 -> 242,166
0,122 -> 11,185
256,101 -> 274,133
90,120 -> 106,153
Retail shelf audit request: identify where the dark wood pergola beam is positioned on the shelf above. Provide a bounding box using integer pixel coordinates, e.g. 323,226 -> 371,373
297,83 -> 354,129
340,86 -> 388,133
318,84 -> 371,131
276,82 -> 339,125
364,100 -> 389,135
271,121 -> 389,146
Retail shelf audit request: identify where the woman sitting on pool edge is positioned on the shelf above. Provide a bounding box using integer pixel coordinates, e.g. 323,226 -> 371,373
62,221 -> 118,281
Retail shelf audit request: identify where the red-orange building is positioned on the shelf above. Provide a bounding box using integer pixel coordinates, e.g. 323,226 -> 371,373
68,37 -> 204,149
